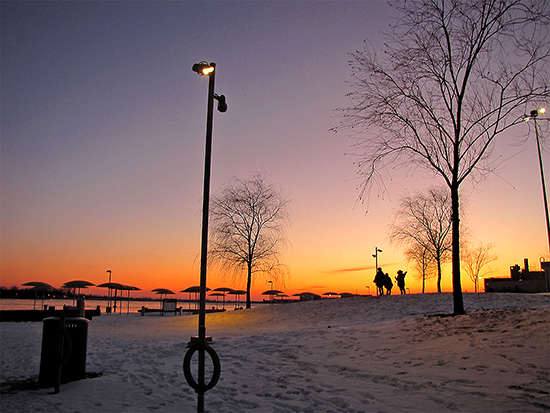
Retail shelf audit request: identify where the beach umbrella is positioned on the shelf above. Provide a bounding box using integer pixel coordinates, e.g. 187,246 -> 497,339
180,286 -> 211,310
97,282 -> 127,290
123,285 -> 141,315
22,281 -> 54,289
115,284 -> 131,314
62,280 -> 95,305
293,292 -> 321,301
213,287 -> 233,310
152,288 -> 175,299
209,292 -> 226,310
152,288 -> 175,307
228,289 -> 246,309
97,282 -> 127,313
62,280 -> 95,289
275,294 -> 289,302
261,289 -> 284,303
261,289 -> 284,295
22,281 -> 55,310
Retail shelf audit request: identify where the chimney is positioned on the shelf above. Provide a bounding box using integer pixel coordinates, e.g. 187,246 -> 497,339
524,258 -> 529,272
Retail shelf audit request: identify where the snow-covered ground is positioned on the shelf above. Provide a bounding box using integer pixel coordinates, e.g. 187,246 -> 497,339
1,293 -> 549,412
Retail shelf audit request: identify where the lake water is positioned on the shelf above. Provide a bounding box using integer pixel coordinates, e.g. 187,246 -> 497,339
0,298 -> 210,314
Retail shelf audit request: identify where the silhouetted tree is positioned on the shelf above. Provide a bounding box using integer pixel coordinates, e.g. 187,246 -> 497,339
462,242 -> 497,292
404,244 -> 436,293
335,0 -> 549,314
389,187 -> 452,292
209,174 -> 290,308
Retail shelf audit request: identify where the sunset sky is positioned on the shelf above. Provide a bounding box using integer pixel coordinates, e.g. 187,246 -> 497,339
1,1 -> 548,300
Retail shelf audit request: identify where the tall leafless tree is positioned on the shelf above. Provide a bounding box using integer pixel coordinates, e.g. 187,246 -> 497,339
209,174 -> 290,309
462,242 -> 497,292
335,0 -> 549,314
404,244 -> 437,293
389,187 -> 453,292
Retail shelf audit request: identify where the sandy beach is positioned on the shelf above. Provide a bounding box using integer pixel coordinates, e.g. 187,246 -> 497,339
1,293 -> 549,412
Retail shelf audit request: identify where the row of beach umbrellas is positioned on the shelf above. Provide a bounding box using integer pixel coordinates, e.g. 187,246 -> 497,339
260,290 -> 355,300
21,281 -> 355,313
20,281 -> 250,312
22,280 -> 142,314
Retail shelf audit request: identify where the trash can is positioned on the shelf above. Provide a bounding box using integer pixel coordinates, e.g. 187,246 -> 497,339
38,317 -> 89,388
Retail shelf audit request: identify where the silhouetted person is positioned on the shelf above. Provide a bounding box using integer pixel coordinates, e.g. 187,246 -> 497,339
384,273 -> 393,295
396,270 -> 407,294
374,268 -> 385,296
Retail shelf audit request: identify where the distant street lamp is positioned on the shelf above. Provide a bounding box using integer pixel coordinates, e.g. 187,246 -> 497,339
106,270 -> 112,313
524,107 -> 550,254
183,61 -> 226,413
267,281 -> 274,301
372,247 -> 383,270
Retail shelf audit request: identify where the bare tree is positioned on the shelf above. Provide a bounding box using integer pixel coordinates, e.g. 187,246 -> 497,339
462,242 -> 497,292
389,187 -> 452,292
335,0 -> 549,314
209,174 -> 290,309
404,244 -> 437,293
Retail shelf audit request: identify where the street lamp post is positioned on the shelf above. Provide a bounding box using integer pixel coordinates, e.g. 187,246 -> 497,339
525,108 -> 550,254
372,247 -> 383,295
372,247 -> 383,270
183,61 -> 226,413
106,270 -> 112,313
267,281 -> 274,302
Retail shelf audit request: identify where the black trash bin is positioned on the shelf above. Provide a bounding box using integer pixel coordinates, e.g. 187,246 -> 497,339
38,317 -> 89,388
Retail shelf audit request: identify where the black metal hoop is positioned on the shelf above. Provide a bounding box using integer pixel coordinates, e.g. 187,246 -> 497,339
183,342 -> 221,393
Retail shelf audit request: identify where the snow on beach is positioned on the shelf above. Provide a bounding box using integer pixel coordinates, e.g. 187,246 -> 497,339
1,293 -> 549,412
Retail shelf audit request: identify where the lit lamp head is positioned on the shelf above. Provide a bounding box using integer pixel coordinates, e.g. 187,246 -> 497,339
525,107 -> 547,121
192,61 -> 215,76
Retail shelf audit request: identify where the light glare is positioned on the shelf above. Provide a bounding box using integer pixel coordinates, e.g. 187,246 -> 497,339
202,66 -> 214,75
539,107 -> 546,114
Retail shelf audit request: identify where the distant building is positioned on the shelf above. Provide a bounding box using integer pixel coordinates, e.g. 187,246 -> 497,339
485,258 -> 549,293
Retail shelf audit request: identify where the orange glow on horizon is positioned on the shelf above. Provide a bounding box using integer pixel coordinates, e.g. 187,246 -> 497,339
2,248 -> 541,301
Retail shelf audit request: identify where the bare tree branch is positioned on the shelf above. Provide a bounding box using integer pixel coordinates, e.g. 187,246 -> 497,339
334,0 -> 549,314
388,187 -> 453,292
209,174 -> 291,308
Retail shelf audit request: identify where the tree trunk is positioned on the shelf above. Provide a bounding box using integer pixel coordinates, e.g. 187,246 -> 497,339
451,182 -> 465,315
246,262 -> 252,309
422,271 -> 426,293
436,258 -> 442,293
